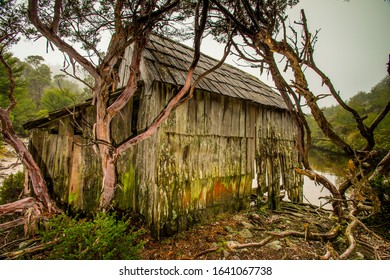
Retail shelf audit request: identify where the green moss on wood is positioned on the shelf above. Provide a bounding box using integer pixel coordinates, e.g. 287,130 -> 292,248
115,164 -> 136,210
68,192 -> 77,204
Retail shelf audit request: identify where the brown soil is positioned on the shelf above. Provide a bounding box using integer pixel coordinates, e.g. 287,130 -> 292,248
141,202 -> 390,260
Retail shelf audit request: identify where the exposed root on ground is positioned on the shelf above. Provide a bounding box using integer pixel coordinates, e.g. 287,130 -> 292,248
141,202 -> 390,260
1,202 -> 389,260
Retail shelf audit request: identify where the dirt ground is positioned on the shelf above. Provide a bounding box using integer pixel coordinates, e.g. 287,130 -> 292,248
140,202 -> 390,260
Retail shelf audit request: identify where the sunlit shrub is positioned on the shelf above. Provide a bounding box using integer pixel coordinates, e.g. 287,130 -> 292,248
40,212 -> 145,260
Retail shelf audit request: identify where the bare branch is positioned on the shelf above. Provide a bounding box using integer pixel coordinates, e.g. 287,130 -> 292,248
176,34 -> 233,108
28,0 -> 100,80
59,69 -> 92,90
298,10 -> 377,151
369,100 -> 390,132
295,168 -> 343,217
210,0 -> 255,36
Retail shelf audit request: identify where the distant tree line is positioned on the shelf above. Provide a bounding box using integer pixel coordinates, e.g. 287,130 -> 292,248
0,54 -> 91,137
307,76 -> 390,153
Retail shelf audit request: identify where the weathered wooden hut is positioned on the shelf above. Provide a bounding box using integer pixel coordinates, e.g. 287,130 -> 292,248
24,35 -> 302,237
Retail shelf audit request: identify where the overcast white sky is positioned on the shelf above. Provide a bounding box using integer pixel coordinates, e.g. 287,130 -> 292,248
12,0 -> 390,108
205,0 -> 390,107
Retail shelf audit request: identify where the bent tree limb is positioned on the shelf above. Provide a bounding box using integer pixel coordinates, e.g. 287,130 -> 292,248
295,168 -> 343,217
115,0 -> 210,155
369,150 -> 390,181
299,10 -> 389,152
0,52 -> 60,216
1,18 -> 61,234
258,28 -> 354,155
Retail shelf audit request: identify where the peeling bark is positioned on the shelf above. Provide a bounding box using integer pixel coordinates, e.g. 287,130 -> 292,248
0,218 -> 26,231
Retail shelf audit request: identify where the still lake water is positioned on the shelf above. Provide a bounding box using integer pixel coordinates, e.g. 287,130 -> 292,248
301,149 -> 349,210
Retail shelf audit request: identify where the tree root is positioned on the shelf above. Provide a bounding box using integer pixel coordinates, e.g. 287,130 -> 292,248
230,235 -> 275,250
338,207 -> 389,260
0,197 -> 36,216
339,214 -> 359,259
194,200 -> 389,260
0,218 -> 26,231
0,197 -> 51,236
194,247 -> 220,259
266,224 -> 342,241
356,240 -> 381,260
320,242 -> 339,260
194,225 -> 342,259
0,238 -> 58,260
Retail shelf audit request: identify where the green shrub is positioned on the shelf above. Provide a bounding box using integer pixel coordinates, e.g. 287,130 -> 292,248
0,171 -> 24,205
40,212 -> 145,260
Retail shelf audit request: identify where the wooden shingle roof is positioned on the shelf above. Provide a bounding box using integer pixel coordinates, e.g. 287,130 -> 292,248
24,35 -> 288,130
143,34 -> 287,109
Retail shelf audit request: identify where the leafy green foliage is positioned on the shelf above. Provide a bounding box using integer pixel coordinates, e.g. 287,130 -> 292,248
0,52 -> 91,136
40,74 -> 90,111
308,77 -> 390,152
0,0 -> 27,48
41,87 -> 77,111
0,53 -> 41,135
0,171 -> 24,205
40,212 -> 145,260
22,55 -> 52,106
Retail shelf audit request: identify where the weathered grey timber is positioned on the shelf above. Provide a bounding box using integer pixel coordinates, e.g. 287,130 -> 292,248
24,34 -> 302,237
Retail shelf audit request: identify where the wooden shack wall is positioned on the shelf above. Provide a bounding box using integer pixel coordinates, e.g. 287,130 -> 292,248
145,82 -> 253,236
29,80 -> 302,237
29,97 -> 137,212
254,106 -> 303,209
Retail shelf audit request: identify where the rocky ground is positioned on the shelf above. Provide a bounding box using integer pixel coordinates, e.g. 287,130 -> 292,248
141,202 -> 390,260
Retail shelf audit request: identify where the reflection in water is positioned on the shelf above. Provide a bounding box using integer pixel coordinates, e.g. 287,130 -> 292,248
303,149 -> 350,210
308,148 -> 349,177
303,173 -> 336,210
